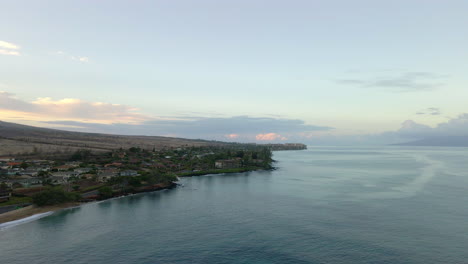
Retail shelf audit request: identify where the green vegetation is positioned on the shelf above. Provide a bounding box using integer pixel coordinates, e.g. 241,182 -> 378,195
0,196 -> 32,206
98,186 -> 113,199
32,187 -> 81,206
177,167 -> 261,177
70,149 -> 92,161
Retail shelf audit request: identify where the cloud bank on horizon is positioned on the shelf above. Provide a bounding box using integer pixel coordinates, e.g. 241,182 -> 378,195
1,91 -> 467,144
0,91 -> 332,142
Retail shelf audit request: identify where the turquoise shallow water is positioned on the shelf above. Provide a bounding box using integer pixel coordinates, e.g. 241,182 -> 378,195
1,146 -> 468,264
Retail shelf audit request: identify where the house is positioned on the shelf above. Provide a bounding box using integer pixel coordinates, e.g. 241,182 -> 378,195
51,171 -> 79,178
104,162 -> 122,168
65,161 -> 82,167
120,170 -> 138,177
54,165 -> 75,171
0,189 -> 11,202
7,162 -> 22,168
151,163 -> 166,169
6,169 -> 20,176
19,170 -> 39,177
97,169 -> 119,182
81,174 -> 95,180
8,177 -> 42,188
28,166 -> 51,172
215,159 -> 242,169
74,167 -> 92,174
50,171 -> 79,184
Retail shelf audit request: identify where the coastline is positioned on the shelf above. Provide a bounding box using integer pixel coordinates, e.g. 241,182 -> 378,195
0,166 -> 270,226
178,166 -> 274,177
0,182 -> 178,226
0,202 -> 81,225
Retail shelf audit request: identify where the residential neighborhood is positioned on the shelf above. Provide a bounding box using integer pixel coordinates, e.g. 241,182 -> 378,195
0,144 -> 280,208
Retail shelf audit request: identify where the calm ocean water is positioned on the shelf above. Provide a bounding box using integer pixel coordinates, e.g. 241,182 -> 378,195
1,146 -> 468,264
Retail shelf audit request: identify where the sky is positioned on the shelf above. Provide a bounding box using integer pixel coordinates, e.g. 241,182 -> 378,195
1,0 -> 468,144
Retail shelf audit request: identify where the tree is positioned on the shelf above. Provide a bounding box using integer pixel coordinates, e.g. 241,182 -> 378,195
32,187 -> 80,206
20,162 -> 29,169
0,182 -> 9,191
70,149 -> 92,161
98,186 -> 113,199
38,171 -> 49,178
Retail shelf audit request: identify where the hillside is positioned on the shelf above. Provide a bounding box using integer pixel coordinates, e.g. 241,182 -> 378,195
0,121 -> 228,156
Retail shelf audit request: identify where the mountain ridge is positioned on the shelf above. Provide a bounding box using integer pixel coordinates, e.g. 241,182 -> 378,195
0,120 -> 229,156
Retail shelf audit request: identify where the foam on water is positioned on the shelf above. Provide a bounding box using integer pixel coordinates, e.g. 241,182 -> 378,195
0,211 -> 54,230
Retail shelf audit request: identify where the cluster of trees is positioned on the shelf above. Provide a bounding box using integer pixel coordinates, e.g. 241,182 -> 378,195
32,187 -> 81,206
98,171 -> 177,199
107,171 -> 177,187
198,146 -> 273,169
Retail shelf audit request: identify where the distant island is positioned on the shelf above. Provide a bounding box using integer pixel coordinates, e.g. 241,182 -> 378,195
0,120 -> 307,224
394,136 -> 468,147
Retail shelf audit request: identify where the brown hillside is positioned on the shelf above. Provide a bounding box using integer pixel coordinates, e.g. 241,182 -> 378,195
0,120 -> 228,156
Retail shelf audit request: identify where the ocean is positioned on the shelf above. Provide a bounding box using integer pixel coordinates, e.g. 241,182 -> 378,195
1,146 -> 468,264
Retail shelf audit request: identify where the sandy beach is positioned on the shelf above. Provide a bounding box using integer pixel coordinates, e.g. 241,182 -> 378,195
0,203 -> 81,225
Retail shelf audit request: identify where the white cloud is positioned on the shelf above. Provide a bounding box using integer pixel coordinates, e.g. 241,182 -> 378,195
71,56 -> 89,62
0,40 -> 21,56
56,51 -> 90,63
336,72 -> 446,92
0,40 -> 20,50
78,57 -> 89,62
0,49 -> 20,56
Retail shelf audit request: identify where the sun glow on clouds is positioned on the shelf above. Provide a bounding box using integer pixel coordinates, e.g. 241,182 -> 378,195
225,134 -> 239,139
255,133 -> 287,141
0,92 -> 149,124
1,92 -> 333,141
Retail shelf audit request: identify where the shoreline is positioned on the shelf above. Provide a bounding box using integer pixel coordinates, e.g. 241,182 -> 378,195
178,166 -> 274,177
0,182 -> 178,226
0,167 -> 270,226
0,202 -> 81,225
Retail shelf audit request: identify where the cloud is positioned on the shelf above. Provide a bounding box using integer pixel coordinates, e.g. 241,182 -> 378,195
256,133 -> 286,141
0,40 -> 21,56
225,134 -> 239,139
72,56 -> 89,62
0,91 -> 148,123
0,49 -> 20,56
416,107 -> 441,116
336,72 -> 445,92
288,113 -> 468,146
41,116 -> 332,141
0,40 -> 20,50
374,114 -> 468,142
41,116 -> 330,142
55,51 -> 90,63
0,92 -> 332,142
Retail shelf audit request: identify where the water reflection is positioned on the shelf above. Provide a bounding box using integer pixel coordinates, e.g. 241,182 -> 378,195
37,206 -> 81,228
